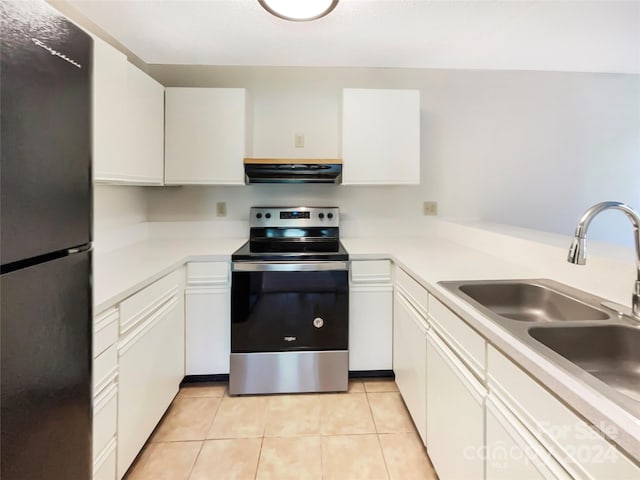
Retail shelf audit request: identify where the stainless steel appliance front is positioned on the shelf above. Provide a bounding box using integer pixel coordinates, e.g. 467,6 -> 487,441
229,351 -> 349,395
230,207 -> 349,395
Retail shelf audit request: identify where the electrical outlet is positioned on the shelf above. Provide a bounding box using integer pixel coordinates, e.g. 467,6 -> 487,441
295,133 -> 304,148
423,201 -> 438,216
216,202 -> 227,217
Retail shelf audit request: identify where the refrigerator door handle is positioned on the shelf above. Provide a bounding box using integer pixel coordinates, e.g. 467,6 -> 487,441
68,244 -> 92,254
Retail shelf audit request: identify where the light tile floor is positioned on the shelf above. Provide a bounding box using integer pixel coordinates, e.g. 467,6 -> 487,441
125,379 -> 439,480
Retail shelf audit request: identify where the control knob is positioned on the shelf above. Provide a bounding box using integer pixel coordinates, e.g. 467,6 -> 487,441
319,213 -> 325,219
313,317 -> 324,328
327,213 -> 333,219
265,213 -> 271,219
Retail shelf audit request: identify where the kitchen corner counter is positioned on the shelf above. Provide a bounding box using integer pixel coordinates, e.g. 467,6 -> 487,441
93,238 -> 245,314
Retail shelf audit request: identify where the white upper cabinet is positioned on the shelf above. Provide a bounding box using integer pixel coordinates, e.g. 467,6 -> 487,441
92,35 -> 127,183
342,88 -> 421,185
165,88 -> 251,185
93,36 -> 164,185
121,63 -> 164,185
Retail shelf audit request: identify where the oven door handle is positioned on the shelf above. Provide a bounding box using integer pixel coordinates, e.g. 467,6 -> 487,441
232,261 -> 349,272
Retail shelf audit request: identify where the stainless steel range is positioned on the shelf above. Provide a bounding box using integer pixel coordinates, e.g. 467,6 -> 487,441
229,207 -> 349,395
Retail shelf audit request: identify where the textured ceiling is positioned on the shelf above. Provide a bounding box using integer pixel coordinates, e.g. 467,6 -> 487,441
68,0 -> 640,73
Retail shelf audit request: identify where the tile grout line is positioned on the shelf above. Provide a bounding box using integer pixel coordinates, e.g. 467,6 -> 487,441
186,440 -> 206,480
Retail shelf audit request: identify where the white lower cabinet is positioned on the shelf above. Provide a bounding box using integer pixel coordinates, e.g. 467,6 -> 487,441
93,307 -> 119,480
117,270 -> 185,479
349,260 -> 393,371
426,330 -> 486,480
185,262 -> 230,375
393,289 -> 427,443
486,395 -> 571,480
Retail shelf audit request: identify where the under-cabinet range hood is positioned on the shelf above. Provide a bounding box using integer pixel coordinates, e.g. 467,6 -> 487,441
244,158 -> 342,184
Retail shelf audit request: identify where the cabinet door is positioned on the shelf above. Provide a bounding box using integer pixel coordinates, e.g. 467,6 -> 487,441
117,289 -> 184,478
426,330 -> 485,480
342,88 -> 420,185
349,260 -> 392,371
186,287 -> 230,375
92,36 -> 127,183
486,396 -> 570,480
393,291 -> 427,443
122,63 -> 164,184
165,88 -> 249,185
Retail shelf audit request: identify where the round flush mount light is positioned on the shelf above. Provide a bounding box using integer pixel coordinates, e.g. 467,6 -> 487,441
258,0 -> 339,22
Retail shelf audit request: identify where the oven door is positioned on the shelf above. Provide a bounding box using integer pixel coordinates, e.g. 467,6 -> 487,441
231,261 -> 349,353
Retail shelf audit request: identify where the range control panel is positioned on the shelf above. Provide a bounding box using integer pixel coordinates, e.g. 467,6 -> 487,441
249,207 -> 340,228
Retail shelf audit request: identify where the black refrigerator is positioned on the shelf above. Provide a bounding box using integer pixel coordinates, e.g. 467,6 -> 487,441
1,1 -> 93,479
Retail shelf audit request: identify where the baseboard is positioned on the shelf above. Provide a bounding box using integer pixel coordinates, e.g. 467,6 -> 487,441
182,374 -> 229,385
349,370 -> 394,379
182,371 -> 393,385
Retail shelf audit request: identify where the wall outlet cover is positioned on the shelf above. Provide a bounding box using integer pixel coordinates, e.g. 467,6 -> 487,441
423,201 -> 438,216
216,202 -> 227,217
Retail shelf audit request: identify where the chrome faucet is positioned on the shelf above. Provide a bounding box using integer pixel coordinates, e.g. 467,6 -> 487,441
567,201 -> 640,321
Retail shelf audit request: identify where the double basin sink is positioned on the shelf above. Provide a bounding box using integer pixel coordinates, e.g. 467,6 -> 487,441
439,279 -> 640,417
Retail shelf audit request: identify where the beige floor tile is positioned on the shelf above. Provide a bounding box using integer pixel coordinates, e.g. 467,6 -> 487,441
363,378 -> 398,393
125,441 -> 201,480
321,393 -> 376,435
178,383 -> 226,398
367,392 -> 415,433
322,435 -> 389,480
264,394 -> 322,436
152,397 -> 221,442
348,380 -> 365,393
189,438 -> 262,480
379,433 -> 438,480
256,436 -> 322,480
207,396 -> 268,438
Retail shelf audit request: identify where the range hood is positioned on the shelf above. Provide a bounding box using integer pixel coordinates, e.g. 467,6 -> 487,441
244,158 -> 342,184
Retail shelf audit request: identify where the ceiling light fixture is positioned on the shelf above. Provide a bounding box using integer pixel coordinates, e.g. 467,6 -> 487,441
258,0 -> 339,22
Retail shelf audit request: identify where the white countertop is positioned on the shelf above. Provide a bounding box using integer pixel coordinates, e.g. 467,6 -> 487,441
93,229 -> 640,461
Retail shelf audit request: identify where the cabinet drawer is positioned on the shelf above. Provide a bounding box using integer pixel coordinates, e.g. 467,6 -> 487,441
94,307 -> 118,358
351,260 -> 392,284
93,383 -> 117,462
428,295 -> 485,379
395,267 -> 428,317
486,395 -> 571,480
93,438 -> 116,480
94,343 -> 117,394
187,261 -> 229,286
488,346 -> 640,479
119,270 -> 181,336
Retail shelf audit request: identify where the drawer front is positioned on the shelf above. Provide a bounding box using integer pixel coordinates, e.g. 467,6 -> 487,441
428,295 -> 485,379
351,260 -> 392,284
119,270 -> 181,336
488,346 -> 640,479
395,267 -> 428,317
486,395 -> 571,480
93,438 -> 116,480
94,307 -> 118,358
187,261 -> 229,286
93,383 -> 117,462
93,343 -> 117,394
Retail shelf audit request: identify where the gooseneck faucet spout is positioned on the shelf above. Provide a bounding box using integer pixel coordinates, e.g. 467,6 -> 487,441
567,201 -> 640,321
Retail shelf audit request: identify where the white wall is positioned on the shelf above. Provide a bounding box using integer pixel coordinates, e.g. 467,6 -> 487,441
94,185 -> 147,233
144,66 -> 640,245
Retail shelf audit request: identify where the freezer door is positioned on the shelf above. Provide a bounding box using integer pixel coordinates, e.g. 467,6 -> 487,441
1,250 -> 92,480
0,1 -> 92,265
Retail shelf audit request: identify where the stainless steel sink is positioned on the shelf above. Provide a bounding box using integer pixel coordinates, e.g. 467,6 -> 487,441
444,279 -> 610,323
439,278 -> 640,418
529,325 -> 640,403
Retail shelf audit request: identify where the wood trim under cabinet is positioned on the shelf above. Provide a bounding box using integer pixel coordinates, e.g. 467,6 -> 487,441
243,158 -> 342,165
